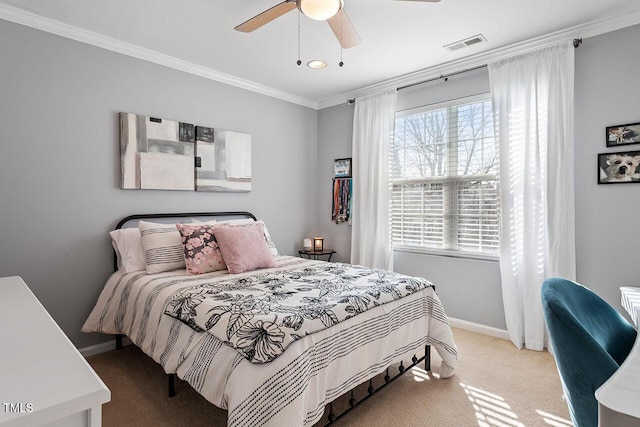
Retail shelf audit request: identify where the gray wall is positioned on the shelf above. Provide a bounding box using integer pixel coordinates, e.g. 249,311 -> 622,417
316,103 -> 354,263
574,23 -> 640,317
318,23 -> 640,330
0,20 -> 319,348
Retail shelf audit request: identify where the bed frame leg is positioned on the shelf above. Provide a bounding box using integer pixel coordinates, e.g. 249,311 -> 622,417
322,345 -> 433,426
168,374 -> 176,397
115,334 -> 123,350
327,403 -> 336,424
425,345 -> 431,371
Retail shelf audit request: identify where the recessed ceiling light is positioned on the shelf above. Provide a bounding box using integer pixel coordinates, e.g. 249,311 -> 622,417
307,60 -> 327,69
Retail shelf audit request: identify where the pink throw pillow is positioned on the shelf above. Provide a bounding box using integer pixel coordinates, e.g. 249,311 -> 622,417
175,224 -> 227,275
213,223 -> 276,274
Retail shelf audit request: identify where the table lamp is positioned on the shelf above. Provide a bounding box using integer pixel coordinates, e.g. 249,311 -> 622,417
313,237 -> 324,251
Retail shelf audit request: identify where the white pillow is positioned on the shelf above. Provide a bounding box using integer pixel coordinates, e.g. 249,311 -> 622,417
110,228 -> 146,273
190,218 -> 218,225
216,219 -> 278,256
138,220 -> 186,274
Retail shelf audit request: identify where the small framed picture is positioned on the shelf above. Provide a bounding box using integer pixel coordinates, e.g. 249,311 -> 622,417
598,151 -> 640,184
334,158 -> 352,178
606,122 -> 640,147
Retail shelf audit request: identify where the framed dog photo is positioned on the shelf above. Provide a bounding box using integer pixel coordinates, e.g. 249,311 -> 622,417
598,151 -> 640,184
606,122 -> 640,147
334,158 -> 352,178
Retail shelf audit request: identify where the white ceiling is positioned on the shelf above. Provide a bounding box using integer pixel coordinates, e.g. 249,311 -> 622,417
2,0 -> 640,108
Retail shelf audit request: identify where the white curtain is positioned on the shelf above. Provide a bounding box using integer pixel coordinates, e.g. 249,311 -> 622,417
350,89 -> 397,270
489,42 -> 576,350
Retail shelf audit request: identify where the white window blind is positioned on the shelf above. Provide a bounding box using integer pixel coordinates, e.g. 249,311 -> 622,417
392,94 -> 498,257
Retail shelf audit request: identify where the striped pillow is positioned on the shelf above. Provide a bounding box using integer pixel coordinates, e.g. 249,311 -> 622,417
138,220 -> 185,274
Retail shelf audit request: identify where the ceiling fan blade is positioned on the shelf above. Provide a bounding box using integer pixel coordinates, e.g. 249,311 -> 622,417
235,1 -> 297,33
327,9 -> 361,49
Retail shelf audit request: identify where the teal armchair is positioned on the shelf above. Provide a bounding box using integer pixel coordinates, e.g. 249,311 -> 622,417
541,277 -> 637,427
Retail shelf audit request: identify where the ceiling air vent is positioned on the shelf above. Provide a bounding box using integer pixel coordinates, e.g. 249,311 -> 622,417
444,34 -> 487,52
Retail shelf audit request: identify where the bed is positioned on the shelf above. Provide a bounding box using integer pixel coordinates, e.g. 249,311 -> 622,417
82,212 -> 457,426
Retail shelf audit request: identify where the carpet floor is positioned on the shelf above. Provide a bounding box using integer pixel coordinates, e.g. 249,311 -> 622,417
86,327 -> 572,426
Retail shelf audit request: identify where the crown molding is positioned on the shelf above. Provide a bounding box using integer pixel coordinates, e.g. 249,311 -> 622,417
0,3 -> 320,110
2,2 -> 639,112
317,8 -> 640,109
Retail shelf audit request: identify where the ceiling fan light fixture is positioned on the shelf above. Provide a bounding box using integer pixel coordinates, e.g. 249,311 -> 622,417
298,0 -> 343,21
307,59 -> 327,69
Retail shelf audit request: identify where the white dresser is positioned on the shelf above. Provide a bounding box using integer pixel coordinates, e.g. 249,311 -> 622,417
595,287 -> 640,427
0,276 -> 110,426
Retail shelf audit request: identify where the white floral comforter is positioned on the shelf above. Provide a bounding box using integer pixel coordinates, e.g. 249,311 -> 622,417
164,261 -> 433,364
83,256 -> 458,427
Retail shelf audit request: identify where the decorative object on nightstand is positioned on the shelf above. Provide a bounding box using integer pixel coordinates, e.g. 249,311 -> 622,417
298,248 -> 336,262
303,238 -> 313,250
313,237 -> 324,251
299,236 -> 335,261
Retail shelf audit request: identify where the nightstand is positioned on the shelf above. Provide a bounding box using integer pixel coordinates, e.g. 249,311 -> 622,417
298,249 -> 336,262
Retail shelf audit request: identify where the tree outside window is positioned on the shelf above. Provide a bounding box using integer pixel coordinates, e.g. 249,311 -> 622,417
392,95 -> 498,257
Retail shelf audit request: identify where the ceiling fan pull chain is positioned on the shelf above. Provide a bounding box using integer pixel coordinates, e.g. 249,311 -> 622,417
296,10 -> 302,66
339,9 -> 344,67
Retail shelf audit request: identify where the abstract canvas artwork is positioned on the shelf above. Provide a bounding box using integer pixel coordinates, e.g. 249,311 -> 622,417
195,128 -> 252,192
119,112 -> 251,192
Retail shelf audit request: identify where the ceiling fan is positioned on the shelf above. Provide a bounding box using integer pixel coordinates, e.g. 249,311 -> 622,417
235,0 -> 441,49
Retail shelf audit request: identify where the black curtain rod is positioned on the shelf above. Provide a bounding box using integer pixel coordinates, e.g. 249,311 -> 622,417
348,38 -> 582,104
347,64 -> 486,104
396,64 -> 488,92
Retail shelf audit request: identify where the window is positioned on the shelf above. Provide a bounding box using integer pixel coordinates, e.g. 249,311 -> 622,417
391,94 -> 498,258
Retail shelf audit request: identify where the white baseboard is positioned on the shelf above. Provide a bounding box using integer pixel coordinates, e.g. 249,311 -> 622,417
79,336 -> 132,357
448,317 -> 511,340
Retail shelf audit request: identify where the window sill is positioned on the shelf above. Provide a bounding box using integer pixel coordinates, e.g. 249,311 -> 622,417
393,245 -> 499,262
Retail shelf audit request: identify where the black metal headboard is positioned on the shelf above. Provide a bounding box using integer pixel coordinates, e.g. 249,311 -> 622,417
113,211 -> 257,271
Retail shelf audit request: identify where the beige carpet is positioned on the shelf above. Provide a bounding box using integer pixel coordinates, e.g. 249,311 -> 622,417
86,327 -> 572,427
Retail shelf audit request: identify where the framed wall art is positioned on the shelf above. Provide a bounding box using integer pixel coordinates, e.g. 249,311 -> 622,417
334,158 -> 352,178
598,150 -> 640,184
606,122 -> 640,147
119,112 -> 251,192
